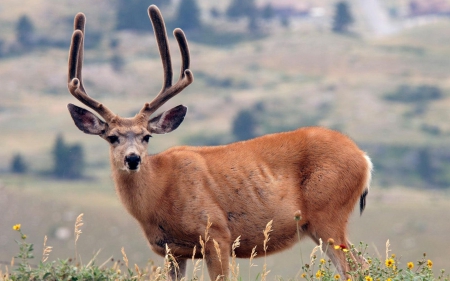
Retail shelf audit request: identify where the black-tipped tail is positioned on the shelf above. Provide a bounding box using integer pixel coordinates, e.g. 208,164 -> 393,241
359,188 -> 368,215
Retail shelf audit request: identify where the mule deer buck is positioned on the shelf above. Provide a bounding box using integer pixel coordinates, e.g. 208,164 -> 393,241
67,5 -> 372,280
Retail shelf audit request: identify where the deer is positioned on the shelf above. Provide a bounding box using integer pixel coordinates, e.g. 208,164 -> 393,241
66,5 -> 372,281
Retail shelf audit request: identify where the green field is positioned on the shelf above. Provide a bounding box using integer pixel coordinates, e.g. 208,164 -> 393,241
2,0 -> 450,278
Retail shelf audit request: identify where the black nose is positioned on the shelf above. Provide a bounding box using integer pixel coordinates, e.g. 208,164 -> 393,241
125,154 -> 141,170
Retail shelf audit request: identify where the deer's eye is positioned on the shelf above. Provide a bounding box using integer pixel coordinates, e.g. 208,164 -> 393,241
142,134 -> 152,143
107,135 -> 119,144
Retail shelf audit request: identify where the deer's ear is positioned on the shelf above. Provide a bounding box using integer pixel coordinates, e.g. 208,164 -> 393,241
148,105 -> 187,134
68,103 -> 107,135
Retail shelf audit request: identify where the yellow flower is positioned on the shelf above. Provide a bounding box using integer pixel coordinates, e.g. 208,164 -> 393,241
334,274 -> 341,280
316,270 -> 323,278
343,248 -> 349,253
427,260 -> 433,268
13,224 -> 21,231
407,262 -> 414,269
385,258 -> 394,268
387,279 -> 392,281
334,245 -> 341,250
301,273 -> 307,278
320,258 -> 326,264
365,276 -> 373,281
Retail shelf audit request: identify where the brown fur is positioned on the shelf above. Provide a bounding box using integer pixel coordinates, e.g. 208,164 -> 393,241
66,5 -> 372,281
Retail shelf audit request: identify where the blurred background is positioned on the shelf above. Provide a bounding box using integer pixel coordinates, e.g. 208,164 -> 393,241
1,0 -> 450,277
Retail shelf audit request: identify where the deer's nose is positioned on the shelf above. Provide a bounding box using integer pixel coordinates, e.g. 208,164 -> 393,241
125,154 -> 141,170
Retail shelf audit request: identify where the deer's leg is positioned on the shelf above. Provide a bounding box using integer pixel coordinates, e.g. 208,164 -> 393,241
206,240 -> 230,281
169,258 -> 186,281
347,239 -> 369,270
308,224 -> 356,278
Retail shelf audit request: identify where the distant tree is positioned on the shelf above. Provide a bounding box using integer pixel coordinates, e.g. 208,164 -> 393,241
332,1 -> 354,33
115,0 -> 171,31
111,53 -> 125,72
226,0 -> 257,19
52,134 -> 85,179
232,109 -> 258,141
10,153 -> 28,174
16,15 -> 35,47
261,4 -> 275,20
173,0 -> 202,31
210,7 -> 221,19
384,85 -> 443,103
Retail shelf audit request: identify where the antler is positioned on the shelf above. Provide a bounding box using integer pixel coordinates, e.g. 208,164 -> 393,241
68,13 -> 116,122
138,5 -> 194,119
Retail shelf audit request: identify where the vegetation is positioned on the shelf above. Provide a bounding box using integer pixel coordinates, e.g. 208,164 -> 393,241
52,134 -> 85,180
2,220 -> 448,281
15,15 -> 35,48
332,1 -> 354,33
115,0 -> 171,31
10,154 -> 28,174
173,0 -> 202,31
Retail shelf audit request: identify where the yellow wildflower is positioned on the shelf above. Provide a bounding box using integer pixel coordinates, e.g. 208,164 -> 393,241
407,262 -> 414,269
320,258 -> 326,264
343,248 -> 349,253
316,270 -> 323,278
334,245 -> 341,250
301,273 -> 307,278
334,274 -> 340,280
365,276 -> 373,281
13,224 -> 21,231
385,258 -> 394,268
427,260 -> 433,268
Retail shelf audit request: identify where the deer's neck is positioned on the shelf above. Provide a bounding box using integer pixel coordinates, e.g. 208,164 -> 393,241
110,154 -> 163,221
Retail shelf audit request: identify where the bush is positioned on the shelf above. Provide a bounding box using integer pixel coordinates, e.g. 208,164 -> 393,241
384,85 -> 443,103
52,134 -> 85,179
10,153 -> 28,174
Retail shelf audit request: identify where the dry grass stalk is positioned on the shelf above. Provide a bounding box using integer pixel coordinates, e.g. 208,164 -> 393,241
248,246 -> 258,281
200,215 -> 212,280
165,244 -> 180,280
121,247 -> 129,268
191,245 -> 201,280
74,213 -> 84,262
213,239 -> 223,276
41,235 -> 53,263
385,239 -> 391,260
310,238 -> 323,262
74,213 -> 84,243
230,236 -> 241,281
262,220 -> 273,281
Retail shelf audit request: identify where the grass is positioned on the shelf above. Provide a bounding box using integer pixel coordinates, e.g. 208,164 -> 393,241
1,217 -> 449,280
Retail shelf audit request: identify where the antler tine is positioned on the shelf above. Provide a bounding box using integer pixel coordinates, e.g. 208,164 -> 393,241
139,5 -> 194,119
68,13 -> 115,122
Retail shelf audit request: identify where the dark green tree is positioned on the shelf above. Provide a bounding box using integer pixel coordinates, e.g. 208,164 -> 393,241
226,0 -> 257,19
173,0 -> 202,31
10,153 -> 28,174
332,1 -> 354,33
232,109 -> 258,141
115,0 -> 171,31
261,4 -> 275,20
16,15 -> 35,47
52,134 -> 85,179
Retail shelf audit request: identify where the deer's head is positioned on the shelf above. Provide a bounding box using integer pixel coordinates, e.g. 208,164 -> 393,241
67,5 -> 193,172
